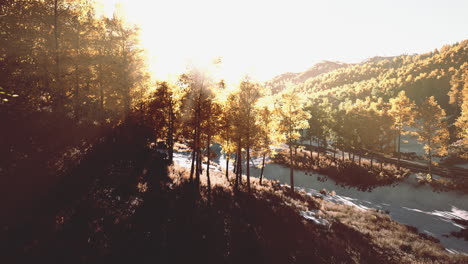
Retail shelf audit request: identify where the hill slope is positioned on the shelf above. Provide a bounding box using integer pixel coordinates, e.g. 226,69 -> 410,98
295,41 -> 467,115
266,41 -> 467,118
266,61 -> 350,93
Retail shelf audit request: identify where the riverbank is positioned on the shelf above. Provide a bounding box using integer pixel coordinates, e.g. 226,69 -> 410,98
167,163 -> 468,263
273,146 -> 468,194
273,149 -> 411,191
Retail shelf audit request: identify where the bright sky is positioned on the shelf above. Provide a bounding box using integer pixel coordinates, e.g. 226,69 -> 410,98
96,0 -> 468,83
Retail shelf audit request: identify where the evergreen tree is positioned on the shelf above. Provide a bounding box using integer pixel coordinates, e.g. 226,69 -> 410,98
414,97 -> 450,178
275,86 -> 310,192
389,91 -> 415,169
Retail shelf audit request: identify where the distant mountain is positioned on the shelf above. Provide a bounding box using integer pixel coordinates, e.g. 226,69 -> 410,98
266,61 -> 350,93
297,61 -> 349,82
294,40 -> 467,116
267,41 -> 467,118
362,56 -> 397,64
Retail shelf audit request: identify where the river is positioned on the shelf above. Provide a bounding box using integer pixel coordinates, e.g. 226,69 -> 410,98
173,147 -> 468,254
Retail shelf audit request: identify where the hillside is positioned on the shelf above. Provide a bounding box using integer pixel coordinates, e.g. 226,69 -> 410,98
294,41 -> 467,116
2,119 -> 467,263
266,41 -> 467,117
266,61 -> 350,93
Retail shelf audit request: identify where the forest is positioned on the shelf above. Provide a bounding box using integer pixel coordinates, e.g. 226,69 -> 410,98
1,0 -> 468,263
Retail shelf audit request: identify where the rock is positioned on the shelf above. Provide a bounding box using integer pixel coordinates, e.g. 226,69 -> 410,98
300,210 -> 330,228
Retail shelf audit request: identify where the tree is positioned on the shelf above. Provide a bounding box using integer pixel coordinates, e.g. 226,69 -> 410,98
414,97 -> 450,178
215,87 -> 236,183
371,98 -> 395,169
147,81 -> 185,163
179,63 -> 222,193
453,84 -> 468,158
449,63 -> 468,158
448,62 -> 467,108
352,99 -> 379,167
328,108 -> 346,163
225,90 -> 245,190
179,69 -> 209,187
256,95 -> 281,185
237,78 -> 262,191
340,100 -> 361,163
389,91 -> 415,169
214,78 -> 264,191
275,86 -> 310,192
305,99 -> 330,166
105,15 -> 147,116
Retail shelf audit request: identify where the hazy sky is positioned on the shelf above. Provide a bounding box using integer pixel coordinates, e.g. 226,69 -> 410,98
98,0 -> 468,82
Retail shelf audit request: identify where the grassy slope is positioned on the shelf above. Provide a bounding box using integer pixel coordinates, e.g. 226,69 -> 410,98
2,134 -> 467,263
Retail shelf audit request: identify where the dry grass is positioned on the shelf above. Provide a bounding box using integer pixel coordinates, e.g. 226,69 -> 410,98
274,149 -> 410,191
416,173 -> 468,194
5,135 -> 465,264
168,163 -> 468,264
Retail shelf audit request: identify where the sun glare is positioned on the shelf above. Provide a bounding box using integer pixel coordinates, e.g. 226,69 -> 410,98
95,0 -> 320,84
96,0 -> 468,85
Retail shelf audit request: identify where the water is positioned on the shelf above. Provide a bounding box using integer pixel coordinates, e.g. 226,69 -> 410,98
173,150 -> 468,254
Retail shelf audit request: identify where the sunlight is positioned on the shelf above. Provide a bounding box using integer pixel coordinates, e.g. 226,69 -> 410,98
96,0 -> 328,83
2,1 -> 468,262
96,0 -> 468,84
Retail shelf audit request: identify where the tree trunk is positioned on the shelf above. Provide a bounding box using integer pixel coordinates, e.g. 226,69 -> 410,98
246,142 -> 251,191
310,138 -> 313,159
342,150 -> 345,162
428,139 -> 432,179
195,148 -> 200,186
294,141 -> 298,168
289,141 -> 294,192
233,153 -> 237,173
196,147 -> 202,186
358,153 -> 362,166
317,139 -> 320,161
225,154 -> 230,183
194,93 -> 202,187
397,129 -> 401,170
206,135 -> 211,194
234,144 -> 241,190
259,152 -> 266,185
234,154 -> 239,190
168,102 -> 174,163
239,151 -> 243,185
190,149 -> 196,182
189,128 -> 198,182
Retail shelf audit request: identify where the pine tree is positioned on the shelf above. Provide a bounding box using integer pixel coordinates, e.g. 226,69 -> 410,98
414,97 -> 450,179
256,95 -> 281,185
389,91 -> 415,169
238,78 -> 262,191
275,86 -> 310,192
454,85 -> 468,158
